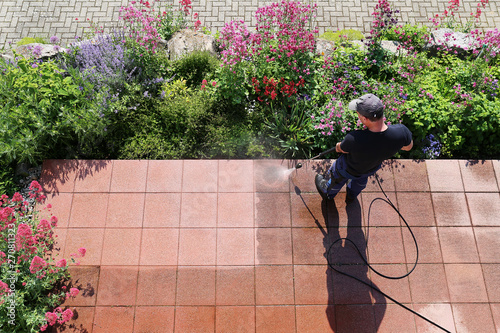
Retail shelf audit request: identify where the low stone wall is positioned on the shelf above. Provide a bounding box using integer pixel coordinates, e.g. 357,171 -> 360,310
0,0 -> 499,49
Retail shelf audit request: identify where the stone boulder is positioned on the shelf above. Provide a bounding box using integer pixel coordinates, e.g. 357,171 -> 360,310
166,29 -> 218,60
1,43 -> 67,62
15,43 -> 67,59
424,28 -> 476,57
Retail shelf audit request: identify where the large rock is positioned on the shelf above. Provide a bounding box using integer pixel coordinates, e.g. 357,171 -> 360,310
15,43 -> 67,59
166,29 -> 218,60
424,28 -> 476,57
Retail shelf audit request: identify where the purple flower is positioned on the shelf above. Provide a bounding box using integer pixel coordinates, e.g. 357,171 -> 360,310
50,36 -> 60,44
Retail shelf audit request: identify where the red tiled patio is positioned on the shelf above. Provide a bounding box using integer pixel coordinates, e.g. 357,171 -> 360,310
39,159 -> 500,333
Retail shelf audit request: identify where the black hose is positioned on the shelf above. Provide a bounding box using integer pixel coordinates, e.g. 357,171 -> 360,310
326,174 -> 451,333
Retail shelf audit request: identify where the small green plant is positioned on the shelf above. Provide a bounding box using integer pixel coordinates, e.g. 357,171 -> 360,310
0,181 -> 85,332
319,29 -> 364,42
16,37 -> 48,46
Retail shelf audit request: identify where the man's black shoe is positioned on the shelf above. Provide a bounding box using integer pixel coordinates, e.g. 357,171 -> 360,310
315,174 -> 333,200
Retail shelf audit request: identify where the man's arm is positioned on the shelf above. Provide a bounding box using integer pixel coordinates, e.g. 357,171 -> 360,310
336,142 -> 348,154
401,140 -> 413,151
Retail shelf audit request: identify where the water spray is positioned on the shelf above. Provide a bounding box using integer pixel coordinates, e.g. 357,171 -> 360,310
295,146 -> 337,170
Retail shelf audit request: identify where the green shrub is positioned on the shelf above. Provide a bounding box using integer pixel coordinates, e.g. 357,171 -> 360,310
0,56 -> 106,165
172,51 -> 220,88
383,24 -> 430,51
319,29 -> 364,42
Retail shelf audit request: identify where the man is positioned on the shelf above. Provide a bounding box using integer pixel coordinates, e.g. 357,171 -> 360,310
315,93 -> 413,203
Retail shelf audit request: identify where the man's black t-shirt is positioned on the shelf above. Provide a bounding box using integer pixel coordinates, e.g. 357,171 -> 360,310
339,124 -> 413,176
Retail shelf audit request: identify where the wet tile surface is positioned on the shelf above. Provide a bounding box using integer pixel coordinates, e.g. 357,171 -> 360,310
40,158 -> 500,332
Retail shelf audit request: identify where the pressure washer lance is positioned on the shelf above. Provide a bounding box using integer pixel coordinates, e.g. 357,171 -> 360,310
295,146 -> 338,169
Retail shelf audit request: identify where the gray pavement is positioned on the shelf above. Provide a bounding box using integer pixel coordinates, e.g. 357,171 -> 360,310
0,0 -> 499,50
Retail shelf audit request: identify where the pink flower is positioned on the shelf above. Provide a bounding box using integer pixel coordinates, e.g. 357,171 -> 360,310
45,312 -> 58,326
30,256 -> 48,274
69,288 -> 79,297
56,259 -> 67,267
78,247 -> 86,257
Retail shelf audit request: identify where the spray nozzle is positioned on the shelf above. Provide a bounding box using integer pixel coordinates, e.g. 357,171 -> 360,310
295,163 -> 303,169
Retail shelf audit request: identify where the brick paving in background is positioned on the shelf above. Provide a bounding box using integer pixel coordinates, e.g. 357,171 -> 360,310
38,158 -> 500,332
1,0 -> 500,49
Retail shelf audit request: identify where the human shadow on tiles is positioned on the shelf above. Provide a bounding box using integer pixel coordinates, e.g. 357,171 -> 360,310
296,186 -> 386,332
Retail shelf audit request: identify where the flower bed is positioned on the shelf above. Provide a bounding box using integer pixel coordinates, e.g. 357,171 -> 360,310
0,0 -> 499,195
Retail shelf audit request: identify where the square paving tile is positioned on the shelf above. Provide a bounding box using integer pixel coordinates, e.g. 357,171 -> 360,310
412,303 -> 456,333
467,193 -> 500,226
396,192 -> 436,226
335,304 -> 377,332
368,264 -> 412,304
40,192 -> 73,228
174,306 -> 215,333
180,193 -> 217,227
255,306 -> 296,333
255,228 -> 292,265
432,192 -> 471,226
176,266 -> 216,305
254,160 -> 290,192
445,263 -> 489,303
64,228 -> 104,266
69,193 -> 108,228
292,228 -> 329,265
474,227 -> 500,263
64,306 -> 95,333
218,192 -> 254,227
331,265 -> 375,305
93,306 -> 135,333
408,264 -> 450,303
460,160 -> 499,192
136,266 -> 177,305
255,192 -> 292,227
143,193 -> 181,228
109,160 -> 148,192
182,160 -> 218,192
255,265 -> 294,305
393,160 -> 430,192
217,228 -> 254,265
452,303 -> 496,333
134,306 -> 175,333
290,192 -> 326,228
40,159 -> 79,193
101,228 -> 141,265
218,160 -> 254,192
106,192 -> 144,228
294,265 -> 330,305
63,266 -> 100,307
438,227 -> 479,263
215,266 -> 255,305
366,227 -> 406,264
361,192 -> 400,227
140,228 -> 179,265
178,228 -> 216,265
375,303 -> 417,332
426,159 -> 463,192
146,160 -> 183,192
73,160 -> 113,192
482,264 -> 500,302
96,266 -> 139,306
365,160 -> 396,192
402,226 -> 442,263
216,306 -> 255,333
296,305 -> 335,333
